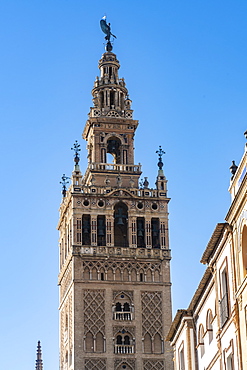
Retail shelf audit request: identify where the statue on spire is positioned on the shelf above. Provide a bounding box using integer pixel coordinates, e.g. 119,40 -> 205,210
100,16 -> 117,52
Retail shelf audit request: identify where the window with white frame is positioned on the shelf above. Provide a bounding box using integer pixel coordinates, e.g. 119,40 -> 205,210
206,309 -> 213,344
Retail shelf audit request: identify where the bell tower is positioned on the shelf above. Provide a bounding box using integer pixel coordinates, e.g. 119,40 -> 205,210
58,19 -> 173,370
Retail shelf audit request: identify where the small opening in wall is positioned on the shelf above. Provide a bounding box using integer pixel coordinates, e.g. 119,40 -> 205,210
101,273 -> 104,281
140,273 -> 143,282
137,202 -> 143,209
98,200 -> 104,207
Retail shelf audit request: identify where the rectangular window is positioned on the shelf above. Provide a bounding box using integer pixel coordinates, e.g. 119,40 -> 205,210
227,354 -> 234,370
219,267 -> 229,327
179,344 -> 185,370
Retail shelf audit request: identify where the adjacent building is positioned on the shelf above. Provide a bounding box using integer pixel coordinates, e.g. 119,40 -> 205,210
167,136 -> 247,370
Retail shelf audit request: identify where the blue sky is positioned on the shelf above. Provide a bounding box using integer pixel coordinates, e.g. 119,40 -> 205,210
0,1 -> 247,369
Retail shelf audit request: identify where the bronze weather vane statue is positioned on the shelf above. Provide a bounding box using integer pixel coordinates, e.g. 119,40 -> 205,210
100,16 -> 117,52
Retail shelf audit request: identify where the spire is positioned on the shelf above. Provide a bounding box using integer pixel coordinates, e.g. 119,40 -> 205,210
71,140 -> 82,186
71,140 -> 81,171
155,146 -> 167,192
156,146 -> 166,176
81,20 -> 141,189
35,341 -> 43,370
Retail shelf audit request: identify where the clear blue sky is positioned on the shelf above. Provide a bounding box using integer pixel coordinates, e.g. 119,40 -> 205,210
0,1 -> 247,369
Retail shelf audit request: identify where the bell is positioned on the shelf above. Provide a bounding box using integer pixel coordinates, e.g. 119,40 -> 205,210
117,217 -> 124,226
138,229 -> 143,237
83,220 -> 89,234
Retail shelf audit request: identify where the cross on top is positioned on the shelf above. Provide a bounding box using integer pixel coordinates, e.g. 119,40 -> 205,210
71,140 -> 81,165
156,146 -> 165,170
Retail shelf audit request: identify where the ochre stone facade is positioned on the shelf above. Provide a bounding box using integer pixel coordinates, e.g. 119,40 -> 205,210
58,48 -> 173,370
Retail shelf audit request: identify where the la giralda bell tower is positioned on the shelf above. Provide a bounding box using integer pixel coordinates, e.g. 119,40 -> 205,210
58,19 -> 173,370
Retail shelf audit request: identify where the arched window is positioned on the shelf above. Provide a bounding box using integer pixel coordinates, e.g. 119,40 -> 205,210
242,225 -> 247,278
82,215 -> 91,245
85,332 -> 94,352
198,325 -> 205,357
97,215 -> 106,246
151,218 -> 160,248
153,333 -> 162,354
107,137 -> 121,164
114,202 -> 128,247
114,331 -> 134,354
206,309 -> 213,344
96,332 -> 104,352
137,217 -> 145,248
143,333 -> 152,353
113,292 -> 133,320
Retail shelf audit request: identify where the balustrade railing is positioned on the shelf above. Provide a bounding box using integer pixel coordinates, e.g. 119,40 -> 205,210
113,312 -> 132,321
114,345 -> 134,354
89,162 -> 141,173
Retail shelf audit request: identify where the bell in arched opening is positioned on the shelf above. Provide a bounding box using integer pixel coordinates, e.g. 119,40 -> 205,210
114,202 -> 128,247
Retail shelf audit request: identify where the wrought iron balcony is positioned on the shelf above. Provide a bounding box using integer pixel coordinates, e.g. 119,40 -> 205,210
219,293 -> 229,327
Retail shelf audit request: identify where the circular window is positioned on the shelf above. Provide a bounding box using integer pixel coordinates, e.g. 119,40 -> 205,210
137,202 -> 143,209
98,200 -> 104,207
122,366 -> 126,369
120,294 -> 125,298
83,199 -> 89,206
152,203 -> 158,210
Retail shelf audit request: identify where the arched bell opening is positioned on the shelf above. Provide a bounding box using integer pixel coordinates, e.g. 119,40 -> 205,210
82,215 -> 91,245
107,137 -> 121,164
114,202 -> 128,247
137,217 -> 145,248
97,215 -> 106,246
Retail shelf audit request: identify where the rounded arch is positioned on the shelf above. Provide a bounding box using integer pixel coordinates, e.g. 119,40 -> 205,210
106,136 -> 122,164
114,330 -> 134,354
198,324 -> 205,357
206,309 -> 213,343
113,292 -> 133,321
103,132 -> 125,146
114,202 -> 129,247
